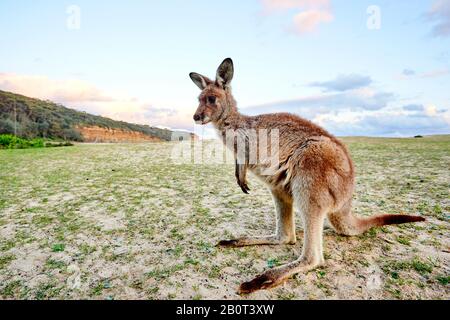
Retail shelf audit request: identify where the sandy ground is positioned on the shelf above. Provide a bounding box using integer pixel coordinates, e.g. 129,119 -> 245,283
0,136 -> 449,300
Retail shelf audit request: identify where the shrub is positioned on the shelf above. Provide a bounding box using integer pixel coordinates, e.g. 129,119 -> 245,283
45,141 -> 74,148
0,134 -> 28,149
0,134 -> 15,147
29,138 -> 45,148
0,134 -> 46,149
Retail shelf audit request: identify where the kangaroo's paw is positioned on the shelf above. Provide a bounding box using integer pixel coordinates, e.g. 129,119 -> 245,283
217,236 -> 294,248
238,268 -> 288,294
238,258 -> 323,294
217,239 -> 242,247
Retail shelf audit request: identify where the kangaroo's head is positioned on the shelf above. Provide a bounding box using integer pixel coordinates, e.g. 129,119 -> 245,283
189,58 -> 236,125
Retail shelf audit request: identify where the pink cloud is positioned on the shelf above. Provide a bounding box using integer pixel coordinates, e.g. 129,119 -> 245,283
292,10 -> 333,35
419,68 -> 450,79
262,0 -> 331,11
0,73 -> 112,103
0,73 -> 192,130
261,0 -> 333,35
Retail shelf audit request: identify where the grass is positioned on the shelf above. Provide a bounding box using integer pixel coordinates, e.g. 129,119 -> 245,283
0,254 -> 15,270
0,136 -> 449,300
411,258 -> 434,275
45,259 -> 67,270
396,236 -> 411,246
51,244 -> 65,252
0,280 -> 23,298
436,275 -> 449,285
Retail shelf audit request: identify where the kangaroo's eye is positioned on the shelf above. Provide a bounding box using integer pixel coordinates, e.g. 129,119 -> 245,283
207,96 -> 216,104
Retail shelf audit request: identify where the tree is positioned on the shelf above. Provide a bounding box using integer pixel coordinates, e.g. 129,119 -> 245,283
37,121 -> 50,138
62,128 -> 83,142
0,119 -> 15,134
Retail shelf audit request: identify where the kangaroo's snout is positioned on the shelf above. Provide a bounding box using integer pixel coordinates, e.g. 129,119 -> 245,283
193,112 -> 211,125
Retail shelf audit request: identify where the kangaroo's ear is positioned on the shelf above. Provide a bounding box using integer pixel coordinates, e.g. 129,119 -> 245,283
216,58 -> 234,89
189,72 -> 212,90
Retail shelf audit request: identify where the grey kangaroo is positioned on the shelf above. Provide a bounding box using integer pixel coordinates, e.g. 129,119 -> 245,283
189,58 -> 425,294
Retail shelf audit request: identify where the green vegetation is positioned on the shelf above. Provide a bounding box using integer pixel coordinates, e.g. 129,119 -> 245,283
0,90 -> 180,141
0,134 -> 74,149
0,134 -> 44,149
382,257 -> 434,277
436,275 -> 449,285
51,244 -> 65,252
0,254 -> 15,270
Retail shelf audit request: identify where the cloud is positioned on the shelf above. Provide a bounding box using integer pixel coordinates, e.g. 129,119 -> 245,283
243,77 -> 450,137
309,74 -> 372,92
143,106 -> 178,118
0,73 -> 190,130
397,68 -> 449,79
262,0 -> 331,11
403,104 -> 425,111
0,73 -> 112,103
428,0 -> 450,37
245,97 -> 449,137
402,69 -> 416,76
419,68 -> 450,78
249,70 -> 391,115
245,88 -> 394,121
291,10 -> 333,35
319,111 -> 450,137
261,0 -> 334,35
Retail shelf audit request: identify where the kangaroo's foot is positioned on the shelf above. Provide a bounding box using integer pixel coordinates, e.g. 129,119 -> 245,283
217,235 -> 296,248
238,257 -> 323,294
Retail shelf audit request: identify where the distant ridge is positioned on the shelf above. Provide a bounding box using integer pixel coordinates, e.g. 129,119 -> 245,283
0,90 -> 193,142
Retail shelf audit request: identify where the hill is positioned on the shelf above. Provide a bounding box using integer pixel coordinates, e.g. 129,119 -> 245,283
0,90 -> 193,142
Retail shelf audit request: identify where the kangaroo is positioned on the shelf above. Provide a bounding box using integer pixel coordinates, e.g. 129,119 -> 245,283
189,58 -> 425,294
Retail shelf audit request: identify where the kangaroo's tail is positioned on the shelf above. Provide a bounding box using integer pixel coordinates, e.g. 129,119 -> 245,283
329,211 -> 426,236
358,214 -> 425,230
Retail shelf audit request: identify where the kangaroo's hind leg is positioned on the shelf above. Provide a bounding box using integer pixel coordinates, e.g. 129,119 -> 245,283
218,189 -> 296,247
239,194 -> 327,294
327,199 -> 362,236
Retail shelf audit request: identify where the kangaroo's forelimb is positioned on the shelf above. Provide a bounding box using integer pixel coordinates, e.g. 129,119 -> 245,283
235,160 -> 250,194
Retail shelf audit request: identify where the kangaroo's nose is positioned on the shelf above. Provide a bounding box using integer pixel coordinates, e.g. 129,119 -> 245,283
193,114 -> 201,121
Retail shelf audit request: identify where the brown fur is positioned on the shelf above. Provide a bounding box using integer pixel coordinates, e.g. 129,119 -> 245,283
190,58 -> 425,294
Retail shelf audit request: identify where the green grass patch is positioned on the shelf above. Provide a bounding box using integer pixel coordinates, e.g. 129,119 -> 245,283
382,257 -> 434,277
0,254 -> 15,269
51,243 -> 65,252
436,275 -> 449,285
0,280 -> 22,298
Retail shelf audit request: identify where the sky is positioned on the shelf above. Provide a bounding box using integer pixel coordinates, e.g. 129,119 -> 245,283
0,0 -> 449,137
